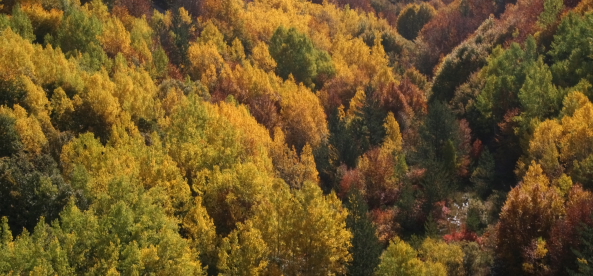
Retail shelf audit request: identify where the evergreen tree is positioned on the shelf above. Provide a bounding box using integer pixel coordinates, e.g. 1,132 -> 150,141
346,190 -> 383,276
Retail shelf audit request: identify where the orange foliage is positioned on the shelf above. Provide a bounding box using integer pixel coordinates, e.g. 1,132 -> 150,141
418,0 -> 496,73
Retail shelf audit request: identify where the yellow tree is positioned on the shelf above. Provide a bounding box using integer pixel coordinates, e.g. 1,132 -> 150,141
278,79 -> 329,150
250,181 -> 352,275
496,162 -> 565,274
376,237 -> 447,276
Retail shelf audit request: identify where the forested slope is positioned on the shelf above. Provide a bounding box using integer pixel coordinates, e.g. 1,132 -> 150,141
0,0 -> 592,274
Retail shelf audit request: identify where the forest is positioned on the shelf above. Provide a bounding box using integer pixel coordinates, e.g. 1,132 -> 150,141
0,0 -> 592,274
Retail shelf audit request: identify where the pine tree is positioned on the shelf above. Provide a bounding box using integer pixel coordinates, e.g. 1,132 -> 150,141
346,190 -> 383,276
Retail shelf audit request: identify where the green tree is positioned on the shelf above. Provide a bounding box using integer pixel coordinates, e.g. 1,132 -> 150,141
0,113 -> 22,157
49,4 -> 108,71
269,26 -> 335,89
538,0 -> 564,28
7,4 -> 35,41
345,190 -> 382,276
476,39 -> 536,132
396,3 -> 436,41
0,152 -> 73,236
550,12 -> 593,88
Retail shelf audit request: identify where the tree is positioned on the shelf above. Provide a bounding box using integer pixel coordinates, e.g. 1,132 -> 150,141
550,12 -> 593,88
49,3 -> 108,71
269,26 -> 335,89
516,57 -> 564,142
419,238 -> 465,276
0,113 -> 22,157
250,181 -> 352,275
345,190 -> 382,276
396,3 -> 435,41
496,162 -> 564,274
217,221 -> 269,276
376,237 -> 447,276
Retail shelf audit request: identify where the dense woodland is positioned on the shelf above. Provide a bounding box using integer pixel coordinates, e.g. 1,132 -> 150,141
1,0 -> 593,274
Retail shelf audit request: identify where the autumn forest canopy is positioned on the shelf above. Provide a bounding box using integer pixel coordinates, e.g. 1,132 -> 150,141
1,0 -> 593,274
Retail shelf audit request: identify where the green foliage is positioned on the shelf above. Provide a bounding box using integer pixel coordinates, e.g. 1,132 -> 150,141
250,182 -> 352,275
0,113 -> 22,157
7,5 -> 34,41
570,219 -> 593,275
476,39 -> 536,129
431,17 -> 500,102
269,26 -> 335,89
414,101 -> 467,205
0,178 -> 205,275
346,190 -> 382,276
518,57 -> 563,121
397,3 -> 435,41
538,0 -> 564,28
49,4 -> 107,71
0,153 -> 73,236
1,0 -> 593,274
550,12 -> 593,87
470,147 -> 495,198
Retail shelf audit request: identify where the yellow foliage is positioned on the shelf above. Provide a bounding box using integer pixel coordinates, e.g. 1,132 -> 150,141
112,58 -> 161,120
278,79 -> 328,149
215,101 -> 274,169
199,21 -> 227,54
51,87 -> 74,119
129,17 -> 154,64
376,237 -> 447,276
218,221 -> 269,276
250,181 -> 352,275
526,119 -> 563,178
183,197 -> 217,260
0,28 -> 36,81
21,3 -> 63,36
77,71 -> 120,127
270,128 -> 319,188
1,105 -> 47,155
188,41 -> 225,82
384,112 -> 404,152
560,101 -> 593,163
419,238 -> 465,276
250,41 -> 277,71
497,162 -> 565,273
99,17 -> 132,57
561,91 -> 590,117
21,75 -> 50,116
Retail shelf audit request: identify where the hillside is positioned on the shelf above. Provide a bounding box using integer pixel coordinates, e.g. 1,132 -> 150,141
1,0 -> 593,274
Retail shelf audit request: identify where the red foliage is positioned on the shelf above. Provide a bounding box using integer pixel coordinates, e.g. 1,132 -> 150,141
379,78 -> 427,126
549,186 -> 593,274
248,94 -> 282,131
418,0 -> 496,74
444,225 -> 481,243
565,0 -> 581,8
471,139 -> 484,160
499,0 -> 545,44
360,148 -> 400,209
115,0 -> 153,18
370,208 -> 399,243
338,166 -> 364,199
333,0 -> 374,12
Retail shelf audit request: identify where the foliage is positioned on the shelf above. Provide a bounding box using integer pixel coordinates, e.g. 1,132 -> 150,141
0,0 -> 592,273
396,3 -> 435,41
269,26 -> 335,89
345,190 -> 382,276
